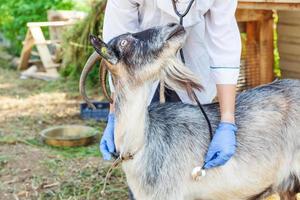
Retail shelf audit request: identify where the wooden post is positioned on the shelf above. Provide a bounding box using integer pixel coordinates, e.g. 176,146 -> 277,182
18,30 -> 35,70
246,21 -> 260,87
259,11 -> 274,84
237,9 -> 274,89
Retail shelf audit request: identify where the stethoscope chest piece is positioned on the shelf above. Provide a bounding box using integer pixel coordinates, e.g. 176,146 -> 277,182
191,166 -> 206,181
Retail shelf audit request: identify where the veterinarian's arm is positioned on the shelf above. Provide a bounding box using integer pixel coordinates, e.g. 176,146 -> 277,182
217,85 -> 236,123
204,0 -> 241,169
205,0 -> 240,122
100,0 -> 141,160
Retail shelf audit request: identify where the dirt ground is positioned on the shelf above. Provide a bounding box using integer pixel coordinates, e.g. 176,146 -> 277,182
0,56 -> 128,199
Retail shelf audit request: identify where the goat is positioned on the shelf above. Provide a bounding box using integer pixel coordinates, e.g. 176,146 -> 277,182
79,23 -> 300,200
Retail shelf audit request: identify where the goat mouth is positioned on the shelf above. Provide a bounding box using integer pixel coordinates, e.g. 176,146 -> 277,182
166,26 -> 186,41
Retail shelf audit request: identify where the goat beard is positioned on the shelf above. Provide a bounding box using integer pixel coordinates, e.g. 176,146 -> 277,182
100,56 -> 204,104
161,57 -> 204,101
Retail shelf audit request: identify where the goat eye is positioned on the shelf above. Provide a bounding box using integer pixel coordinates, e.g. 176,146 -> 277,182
120,40 -> 128,47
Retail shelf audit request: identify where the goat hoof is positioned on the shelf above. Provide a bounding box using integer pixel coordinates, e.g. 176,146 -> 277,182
191,166 -> 206,181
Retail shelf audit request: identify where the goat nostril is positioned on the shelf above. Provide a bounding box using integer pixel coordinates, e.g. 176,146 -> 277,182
168,23 -> 177,28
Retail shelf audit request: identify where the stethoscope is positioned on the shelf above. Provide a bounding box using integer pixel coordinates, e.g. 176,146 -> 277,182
171,0 -> 212,179
171,0 -> 195,64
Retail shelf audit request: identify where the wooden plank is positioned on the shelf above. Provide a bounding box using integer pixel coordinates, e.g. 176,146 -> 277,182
239,0 -> 300,3
279,19 -> 300,26
28,21 -> 76,42
259,13 -> 274,84
278,10 -> 300,16
31,51 -> 39,57
27,72 -> 59,81
28,59 -> 42,66
29,26 -> 59,75
18,30 -> 34,70
278,36 -> 300,44
281,69 -> 300,79
277,24 -> 300,38
47,10 -> 87,22
236,10 -> 269,22
27,21 -> 75,27
238,2 -> 300,10
280,53 -> 300,62
278,42 -> 300,54
280,60 -> 300,73
278,17 -> 300,25
34,40 -> 61,45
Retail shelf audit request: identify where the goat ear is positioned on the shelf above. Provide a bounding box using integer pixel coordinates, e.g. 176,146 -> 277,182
89,34 -> 118,65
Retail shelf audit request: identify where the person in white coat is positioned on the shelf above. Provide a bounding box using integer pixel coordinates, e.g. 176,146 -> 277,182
100,0 -> 241,170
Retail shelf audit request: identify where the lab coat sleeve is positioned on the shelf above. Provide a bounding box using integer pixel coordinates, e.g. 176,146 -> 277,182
205,0 -> 241,85
103,0 -> 140,92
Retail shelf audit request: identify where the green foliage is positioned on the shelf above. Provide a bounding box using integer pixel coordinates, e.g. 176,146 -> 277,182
0,0 -> 74,55
60,0 -> 106,85
273,13 -> 281,78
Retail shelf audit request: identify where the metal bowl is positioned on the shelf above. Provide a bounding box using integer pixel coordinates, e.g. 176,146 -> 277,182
40,125 -> 98,147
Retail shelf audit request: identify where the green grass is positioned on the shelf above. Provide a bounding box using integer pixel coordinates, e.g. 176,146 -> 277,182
0,44 -> 127,199
0,155 -> 10,169
0,135 -> 19,145
0,135 -> 102,159
52,144 -> 101,158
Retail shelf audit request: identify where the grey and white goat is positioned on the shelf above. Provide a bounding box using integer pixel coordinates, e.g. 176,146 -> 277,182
79,23 -> 300,200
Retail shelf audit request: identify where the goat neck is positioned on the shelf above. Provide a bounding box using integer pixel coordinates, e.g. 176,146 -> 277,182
114,80 -> 153,158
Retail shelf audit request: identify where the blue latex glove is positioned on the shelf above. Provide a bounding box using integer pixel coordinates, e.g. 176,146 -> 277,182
100,113 -> 116,160
204,122 -> 237,169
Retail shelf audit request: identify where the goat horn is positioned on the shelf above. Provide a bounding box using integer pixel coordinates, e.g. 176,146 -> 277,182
100,60 -> 114,104
79,51 -> 100,110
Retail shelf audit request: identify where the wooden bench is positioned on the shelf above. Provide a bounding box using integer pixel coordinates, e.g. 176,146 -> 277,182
18,10 -> 86,80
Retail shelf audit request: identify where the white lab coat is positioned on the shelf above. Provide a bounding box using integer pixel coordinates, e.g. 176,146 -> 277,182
103,0 -> 241,104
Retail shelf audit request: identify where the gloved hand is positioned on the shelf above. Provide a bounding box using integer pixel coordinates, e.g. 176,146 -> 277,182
100,113 -> 116,160
204,122 -> 237,169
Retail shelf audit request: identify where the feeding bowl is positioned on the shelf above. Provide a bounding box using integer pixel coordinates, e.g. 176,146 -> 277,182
40,125 -> 98,147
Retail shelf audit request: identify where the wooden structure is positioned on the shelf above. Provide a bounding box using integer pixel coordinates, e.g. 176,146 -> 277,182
239,0 -> 300,10
18,10 -> 86,80
277,11 -> 300,78
19,21 -> 76,80
235,0 -> 300,91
